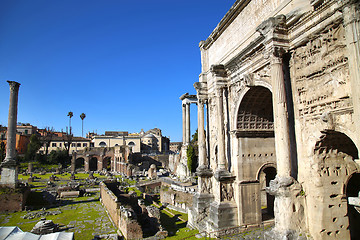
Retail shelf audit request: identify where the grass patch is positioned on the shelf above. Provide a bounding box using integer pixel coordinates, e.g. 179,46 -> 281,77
0,193 -> 117,239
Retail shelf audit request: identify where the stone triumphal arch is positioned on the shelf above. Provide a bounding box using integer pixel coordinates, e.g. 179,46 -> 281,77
186,0 -> 360,239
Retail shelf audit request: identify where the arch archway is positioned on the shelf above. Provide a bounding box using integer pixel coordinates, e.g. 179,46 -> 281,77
235,86 -> 276,225
99,141 -> 106,147
75,157 -> 85,170
345,173 -> 360,239
103,156 -> 111,171
258,165 -> 276,221
309,131 -> 359,239
89,157 -> 98,171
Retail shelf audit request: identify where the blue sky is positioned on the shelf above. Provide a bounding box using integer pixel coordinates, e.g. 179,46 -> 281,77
0,0 -> 234,142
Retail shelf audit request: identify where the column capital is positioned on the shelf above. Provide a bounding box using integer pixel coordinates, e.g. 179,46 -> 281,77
268,46 -> 286,65
7,81 -> 20,92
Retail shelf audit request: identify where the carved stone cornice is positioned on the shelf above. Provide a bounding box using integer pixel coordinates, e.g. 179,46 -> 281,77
180,92 -> 197,101
256,15 -> 287,39
202,0 -> 252,50
210,64 -> 227,78
194,82 -> 208,101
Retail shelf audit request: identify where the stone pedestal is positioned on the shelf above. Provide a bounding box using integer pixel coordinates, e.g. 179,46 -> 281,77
208,202 -> 238,231
0,161 -> 18,188
189,193 -> 214,231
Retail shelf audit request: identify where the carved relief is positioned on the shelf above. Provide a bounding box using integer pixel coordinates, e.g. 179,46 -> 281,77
220,182 -> 234,202
201,177 -> 212,194
253,64 -> 271,83
291,23 -> 350,120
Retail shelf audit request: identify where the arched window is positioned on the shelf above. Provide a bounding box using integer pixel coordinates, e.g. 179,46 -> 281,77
128,142 -> 135,146
99,141 -> 107,147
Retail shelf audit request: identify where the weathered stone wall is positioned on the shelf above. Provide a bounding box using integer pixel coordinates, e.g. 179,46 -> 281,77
100,182 -> 120,228
0,186 -> 30,212
100,181 -> 143,239
160,184 -> 194,212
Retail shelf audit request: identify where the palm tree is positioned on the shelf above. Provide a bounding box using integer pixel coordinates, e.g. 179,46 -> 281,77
80,113 -> 86,137
67,111 -> 73,134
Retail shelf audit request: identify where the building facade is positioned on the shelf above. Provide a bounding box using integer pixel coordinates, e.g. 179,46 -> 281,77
187,1 -> 360,239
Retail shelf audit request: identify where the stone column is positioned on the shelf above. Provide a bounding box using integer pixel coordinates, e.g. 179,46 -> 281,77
197,99 -> 206,168
1,81 -> 21,188
342,1 -> 360,147
270,47 -> 292,178
182,103 -> 186,144
267,47 -> 295,235
185,102 -> 191,144
215,87 -> 228,177
71,152 -> 76,173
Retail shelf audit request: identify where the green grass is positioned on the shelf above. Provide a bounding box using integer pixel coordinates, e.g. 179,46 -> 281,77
18,173 -> 105,183
0,193 -> 117,239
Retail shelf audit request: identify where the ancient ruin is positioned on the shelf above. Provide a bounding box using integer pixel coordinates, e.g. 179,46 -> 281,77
185,0 -> 360,239
0,81 -> 30,212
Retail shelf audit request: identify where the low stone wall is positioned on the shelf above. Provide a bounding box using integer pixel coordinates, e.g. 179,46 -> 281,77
0,185 -> 31,212
100,182 -> 120,229
160,183 -> 194,212
100,181 -> 143,240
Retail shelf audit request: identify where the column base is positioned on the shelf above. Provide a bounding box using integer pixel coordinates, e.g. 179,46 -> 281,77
0,164 -> 18,188
266,176 -> 306,239
188,193 -> 214,232
208,201 -> 238,231
188,193 -> 214,231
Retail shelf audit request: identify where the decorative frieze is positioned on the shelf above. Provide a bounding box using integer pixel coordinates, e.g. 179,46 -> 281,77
291,23 -> 351,120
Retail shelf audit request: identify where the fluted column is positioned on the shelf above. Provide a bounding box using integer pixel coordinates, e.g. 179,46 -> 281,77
342,1 -> 360,147
197,99 -> 206,167
182,103 -> 186,144
270,48 -> 291,178
216,87 -> 226,170
1,81 -> 20,187
185,103 -> 191,144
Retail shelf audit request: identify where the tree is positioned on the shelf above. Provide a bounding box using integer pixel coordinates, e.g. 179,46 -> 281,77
67,111 -> 73,134
25,134 -> 42,162
187,144 -> 198,173
41,127 -> 54,161
186,129 -> 200,173
80,113 -> 86,137
48,149 -> 71,167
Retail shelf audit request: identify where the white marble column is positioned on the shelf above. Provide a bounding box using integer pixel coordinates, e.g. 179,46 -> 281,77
182,103 -> 186,144
268,47 -> 295,235
1,81 -> 20,187
343,1 -> 360,147
197,99 -> 206,167
271,48 -> 291,178
185,103 -> 191,145
216,87 -> 227,170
